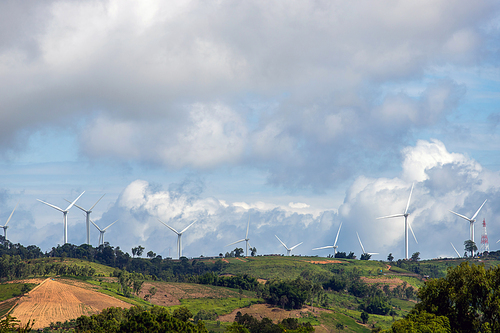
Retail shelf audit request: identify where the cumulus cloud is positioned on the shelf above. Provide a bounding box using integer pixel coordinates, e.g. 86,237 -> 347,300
0,0 -> 498,190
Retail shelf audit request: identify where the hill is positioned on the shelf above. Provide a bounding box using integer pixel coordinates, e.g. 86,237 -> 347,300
9,278 -> 132,329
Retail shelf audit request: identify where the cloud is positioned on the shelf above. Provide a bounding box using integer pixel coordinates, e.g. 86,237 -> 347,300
0,1 -> 499,190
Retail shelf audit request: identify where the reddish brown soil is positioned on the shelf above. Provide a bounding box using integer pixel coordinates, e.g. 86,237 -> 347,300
11,278 -> 132,329
218,304 -> 331,323
307,260 -> 342,264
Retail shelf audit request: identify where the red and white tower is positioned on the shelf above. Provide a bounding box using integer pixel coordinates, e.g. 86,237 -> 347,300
480,218 -> 489,253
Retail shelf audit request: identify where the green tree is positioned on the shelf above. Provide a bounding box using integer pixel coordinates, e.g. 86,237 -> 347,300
147,250 -> 156,259
387,253 -> 394,262
234,248 -> 244,257
173,306 -> 193,322
360,253 -> 371,260
411,252 -> 420,262
415,261 -> 500,332
250,247 -> 257,256
360,311 -> 369,324
391,311 -> 450,333
464,240 -> 477,257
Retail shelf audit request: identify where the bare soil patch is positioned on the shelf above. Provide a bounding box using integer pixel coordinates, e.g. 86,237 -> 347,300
11,278 -> 132,329
360,276 -> 405,290
218,303 -> 329,323
307,260 -> 342,264
139,282 -> 247,307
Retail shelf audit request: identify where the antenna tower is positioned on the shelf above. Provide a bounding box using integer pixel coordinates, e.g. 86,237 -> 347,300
480,218 -> 489,253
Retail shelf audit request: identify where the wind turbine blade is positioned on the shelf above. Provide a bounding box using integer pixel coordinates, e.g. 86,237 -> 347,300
404,183 -> 414,215
89,219 -> 103,232
408,221 -> 418,244
471,199 -> 487,220
180,220 -> 197,234
246,214 -> 250,239
333,222 -> 342,246
65,199 -> 86,212
37,199 -> 65,213
90,194 -> 106,211
103,220 -> 118,231
275,235 -> 289,250
376,214 -> 405,219
368,252 -> 379,255
4,200 -> 20,226
312,245 -> 335,250
158,219 -> 180,234
449,210 -> 472,222
290,242 -> 303,250
450,242 -> 460,257
64,191 -> 85,211
356,232 -> 365,254
226,239 -> 245,247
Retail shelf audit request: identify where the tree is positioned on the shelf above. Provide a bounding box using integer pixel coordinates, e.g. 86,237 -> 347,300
131,245 -> 145,258
250,247 -> 257,256
336,322 -> 344,331
173,306 -> 193,322
411,252 -> 420,262
415,261 -> 500,332
360,311 -> 369,324
360,253 -> 371,260
464,240 -> 477,257
346,252 -> 356,259
387,253 -> 394,262
146,251 -> 156,259
391,311 -> 450,333
234,248 -> 244,257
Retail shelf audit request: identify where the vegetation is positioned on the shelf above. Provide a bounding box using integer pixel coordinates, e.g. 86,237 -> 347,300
233,312 -> 314,333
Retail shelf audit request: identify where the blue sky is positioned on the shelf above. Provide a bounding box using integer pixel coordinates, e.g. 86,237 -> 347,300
1,0 -> 500,260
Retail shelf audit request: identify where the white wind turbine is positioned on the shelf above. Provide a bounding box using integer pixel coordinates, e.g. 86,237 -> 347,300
451,242 -> 461,258
66,194 -> 105,245
377,183 -> 418,260
357,232 -> 379,257
226,214 -> 252,257
275,235 -> 302,256
449,199 -> 487,257
0,200 -> 19,243
37,191 -> 85,244
158,219 -> 197,259
312,222 -> 342,255
90,218 -> 118,246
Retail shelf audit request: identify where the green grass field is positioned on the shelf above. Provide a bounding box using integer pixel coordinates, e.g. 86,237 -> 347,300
0,283 -> 37,302
168,297 -> 262,316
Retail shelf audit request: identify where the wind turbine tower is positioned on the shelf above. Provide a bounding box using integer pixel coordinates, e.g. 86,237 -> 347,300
449,199 -> 487,257
275,235 -> 302,256
226,214 -> 252,256
312,222 -> 342,256
90,218 -> 118,246
37,192 -> 85,244
68,194 -> 105,245
158,219 -> 197,259
377,183 -> 418,260
480,218 -> 489,253
0,200 -> 19,243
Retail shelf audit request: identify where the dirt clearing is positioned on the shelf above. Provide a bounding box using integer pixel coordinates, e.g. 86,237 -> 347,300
218,303 -> 329,323
11,278 -> 132,329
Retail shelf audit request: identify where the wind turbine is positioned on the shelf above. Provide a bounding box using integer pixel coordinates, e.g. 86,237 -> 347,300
275,235 -> 302,256
226,214 -> 251,257
66,194 -> 105,245
158,219 -> 197,259
449,199 -> 487,257
37,191 -> 85,244
377,183 -> 418,260
90,218 -> 118,246
357,232 -> 379,257
451,242 -> 461,258
0,200 -> 19,243
312,222 -> 342,255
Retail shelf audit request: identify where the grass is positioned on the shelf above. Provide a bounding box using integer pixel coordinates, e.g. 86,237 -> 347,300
318,311 -> 370,333
0,283 -> 37,302
168,297 -> 262,316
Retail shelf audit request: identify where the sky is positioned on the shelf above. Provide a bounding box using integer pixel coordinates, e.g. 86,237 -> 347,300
1,0 -> 500,260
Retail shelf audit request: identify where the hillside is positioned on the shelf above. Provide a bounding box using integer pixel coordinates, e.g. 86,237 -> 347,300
1,254 -> 497,331
10,278 -> 133,329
